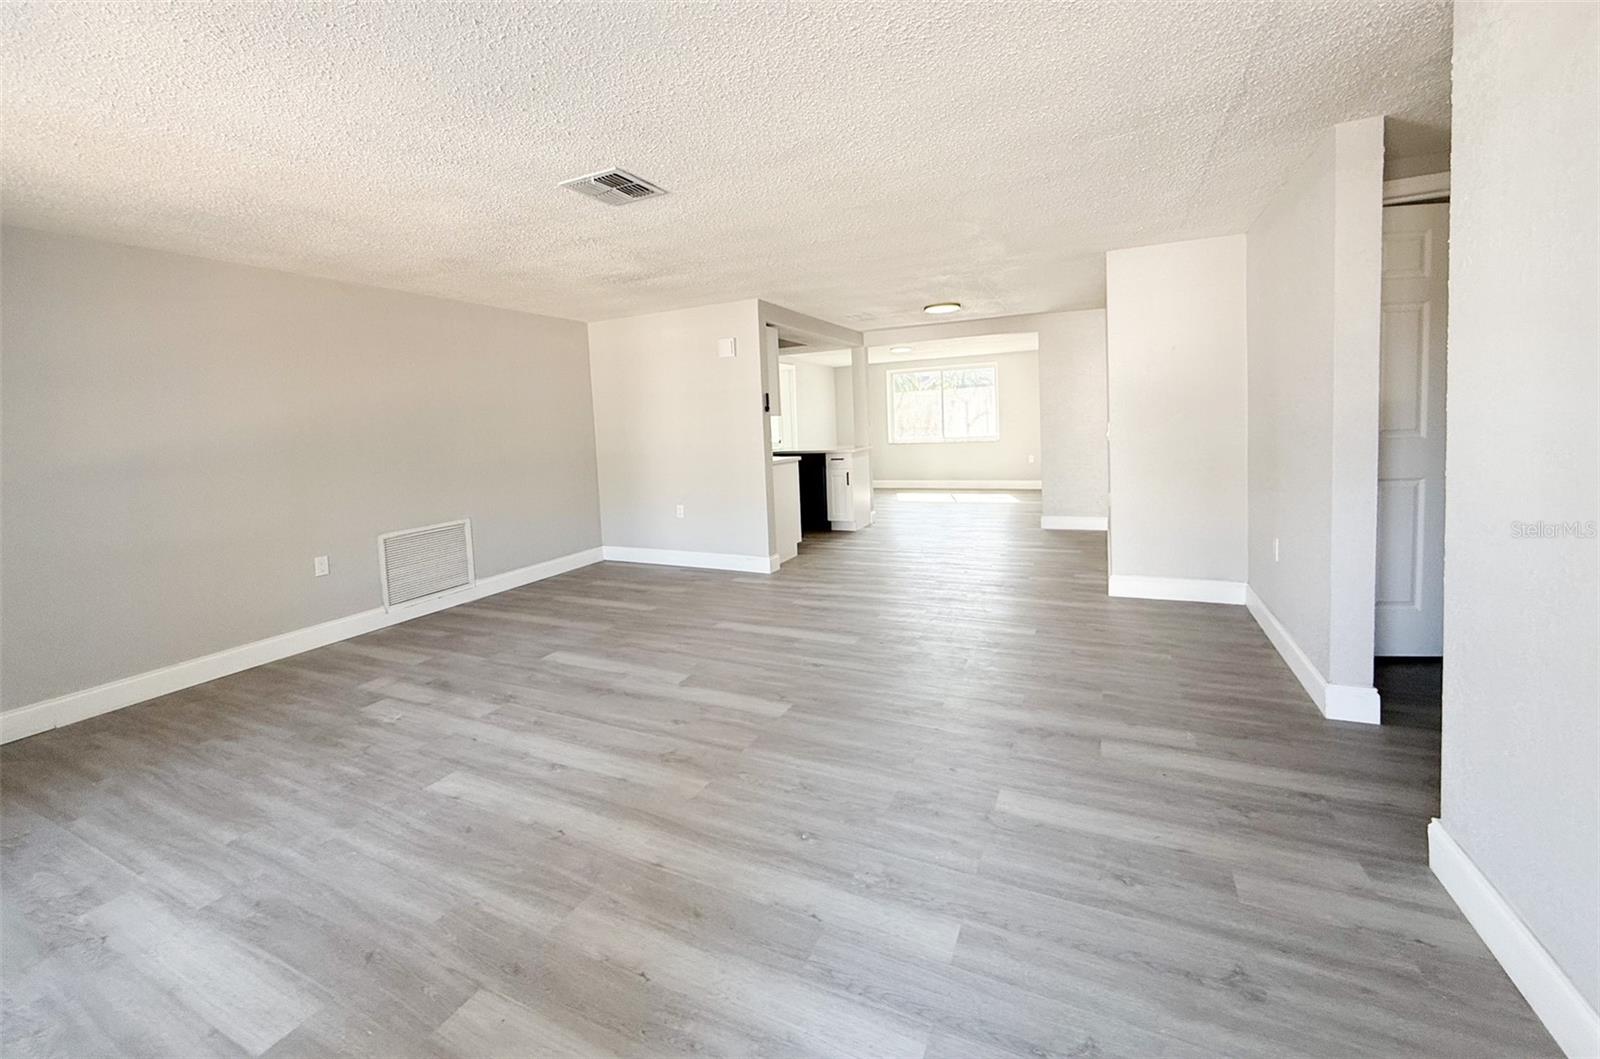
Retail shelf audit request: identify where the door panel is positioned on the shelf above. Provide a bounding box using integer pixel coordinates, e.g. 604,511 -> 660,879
1376,203 -> 1449,656
1379,302 -> 1430,436
826,453 -> 850,522
1375,478 -> 1424,605
827,469 -> 850,522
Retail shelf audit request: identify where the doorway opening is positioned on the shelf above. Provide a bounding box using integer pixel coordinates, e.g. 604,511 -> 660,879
865,330 -> 1042,494
762,317 -> 871,566
1375,191 -> 1449,725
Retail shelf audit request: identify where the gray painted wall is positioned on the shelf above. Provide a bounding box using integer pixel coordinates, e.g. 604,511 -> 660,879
1105,235 -> 1248,584
1246,117 -> 1384,687
1,226 -> 601,710
868,350 -> 1040,483
1442,0 -> 1598,1010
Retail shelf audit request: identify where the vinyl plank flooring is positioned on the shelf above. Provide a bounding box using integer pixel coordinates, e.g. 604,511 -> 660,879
0,492 -> 1558,1057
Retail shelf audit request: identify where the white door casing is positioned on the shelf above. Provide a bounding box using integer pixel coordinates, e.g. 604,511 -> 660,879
1375,202 -> 1449,656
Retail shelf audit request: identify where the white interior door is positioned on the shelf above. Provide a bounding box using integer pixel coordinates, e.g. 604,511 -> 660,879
1375,202 -> 1449,656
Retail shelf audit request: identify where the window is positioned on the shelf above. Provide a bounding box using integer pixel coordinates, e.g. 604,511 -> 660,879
887,364 -> 999,443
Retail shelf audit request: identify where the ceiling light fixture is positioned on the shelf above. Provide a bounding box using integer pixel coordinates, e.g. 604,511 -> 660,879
890,345 -> 913,354
923,302 -> 961,315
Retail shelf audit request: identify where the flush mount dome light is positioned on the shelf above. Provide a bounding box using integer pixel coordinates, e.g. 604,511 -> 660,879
890,345 -> 913,353
923,302 -> 961,315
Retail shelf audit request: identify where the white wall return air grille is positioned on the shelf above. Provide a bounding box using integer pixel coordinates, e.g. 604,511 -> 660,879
559,167 -> 668,205
378,519 -> 475,611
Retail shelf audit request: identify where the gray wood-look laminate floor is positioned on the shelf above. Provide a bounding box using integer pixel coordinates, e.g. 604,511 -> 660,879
1,491 -> 1557,1058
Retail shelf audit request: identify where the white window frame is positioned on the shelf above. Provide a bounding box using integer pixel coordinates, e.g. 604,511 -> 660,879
885,362 -> 1001,444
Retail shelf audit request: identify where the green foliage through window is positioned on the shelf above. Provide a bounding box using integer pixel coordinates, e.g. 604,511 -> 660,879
888,365 -> 998,443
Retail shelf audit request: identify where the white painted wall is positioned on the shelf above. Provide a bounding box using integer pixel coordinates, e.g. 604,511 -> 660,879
1037,310 -> 1108,520
784,360 -> 839,449
1,226 -> 602,710
848,345 -> 870,453
587,300 -> 771,564
833,365 -> 857,447
1246,116 -> 1384,699
1105,235 -> 1248,594
1440,0 -> 1598,1036
863,311 -> 1105,513
868,350 -> 1040,484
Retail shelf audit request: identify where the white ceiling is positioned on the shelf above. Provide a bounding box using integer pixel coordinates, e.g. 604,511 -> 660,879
782,331 -> 1038,367
782,350 -> 855,369
871,332 -> 1038,365
0,1 -> 1452,328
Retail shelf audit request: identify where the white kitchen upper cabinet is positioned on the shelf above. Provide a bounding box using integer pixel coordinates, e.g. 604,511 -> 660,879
763,325 -> 782,417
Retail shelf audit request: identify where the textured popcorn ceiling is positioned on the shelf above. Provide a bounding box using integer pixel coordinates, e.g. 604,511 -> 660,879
0,1 -> 1451,327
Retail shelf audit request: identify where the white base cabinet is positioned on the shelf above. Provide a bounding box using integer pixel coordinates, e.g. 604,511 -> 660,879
772,458 -> 802,563
824,449 -> 873,531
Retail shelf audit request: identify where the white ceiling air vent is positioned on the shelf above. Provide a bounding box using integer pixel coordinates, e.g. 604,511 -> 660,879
559,167 -> 668,206
378,519 -> 475,610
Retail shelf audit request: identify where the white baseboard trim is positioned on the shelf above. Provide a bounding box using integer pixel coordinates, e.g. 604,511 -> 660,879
1041,515 -> 1108,531
599,546 -> 777,574
1109,574 -> 1246,605
873,479 -> 1042,490
1430,820 -> 1600,1058
1322,684 -> 1381,724
1245,586 -> 1380,724
474,547 -> 604,595
0,546 -> 605,746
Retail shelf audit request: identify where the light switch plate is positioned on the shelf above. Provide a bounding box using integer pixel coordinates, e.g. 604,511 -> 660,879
314,555 -> 329,577
717,337 -> 737,358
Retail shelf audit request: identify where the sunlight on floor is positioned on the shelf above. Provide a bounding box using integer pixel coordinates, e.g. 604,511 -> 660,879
894,491 -> 1025,504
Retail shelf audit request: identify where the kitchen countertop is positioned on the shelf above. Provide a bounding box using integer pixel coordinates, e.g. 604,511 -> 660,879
772,446 -> 870,456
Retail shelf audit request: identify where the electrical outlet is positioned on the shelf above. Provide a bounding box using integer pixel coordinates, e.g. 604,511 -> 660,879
1273,538 -> 1280,563
1027,454 -> 1036,465
313,555 -> 330,577
675,504 -> 685,519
